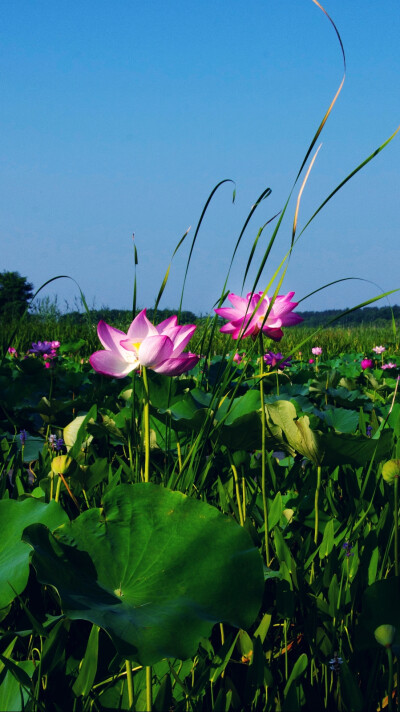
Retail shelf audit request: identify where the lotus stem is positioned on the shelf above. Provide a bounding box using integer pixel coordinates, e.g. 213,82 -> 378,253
387,646 -> 394,712
146,665 -> 152,711
395,476 -> 399,578
142,366 -> 150,483
314,466 -> 322,546
228,452 -> 244,526
125,660 -> 134,709
259,333 -> 271,566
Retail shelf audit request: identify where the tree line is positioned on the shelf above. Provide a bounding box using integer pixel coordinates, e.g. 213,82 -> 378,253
1,271 -> 399,326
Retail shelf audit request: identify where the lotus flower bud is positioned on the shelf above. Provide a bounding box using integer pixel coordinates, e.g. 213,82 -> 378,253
374,624 -> 396,648
382,459 -> 400,485
51,455 -> 73,475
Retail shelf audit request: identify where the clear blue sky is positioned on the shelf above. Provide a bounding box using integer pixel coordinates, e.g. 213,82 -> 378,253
1,0 -> 399,316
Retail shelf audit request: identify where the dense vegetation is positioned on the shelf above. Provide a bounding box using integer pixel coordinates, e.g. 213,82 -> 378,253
1,326 -> 400,711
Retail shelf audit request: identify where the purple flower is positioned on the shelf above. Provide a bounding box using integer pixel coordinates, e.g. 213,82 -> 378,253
215,291 -> 302,341
342,541 -> 354,558
264,351 -> 292,369
56,437 -> 64,451
90,309 -> 200,378
19,429 -> 27,446
366,425 -> 373,437
361,358 -> 373,370
30,341 -> 53,355
329,653 -> 343,673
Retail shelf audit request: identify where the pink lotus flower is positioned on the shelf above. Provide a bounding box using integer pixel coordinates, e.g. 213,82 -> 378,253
311,347 -> 322,356
90,309 -> 200,378
382,362 -> 397,370
233,352 -> 244,364
215,291 -> 302,340
361,358 -> 373,370
372,345 -> 386,354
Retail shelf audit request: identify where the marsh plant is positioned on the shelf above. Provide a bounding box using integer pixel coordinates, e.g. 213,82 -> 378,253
1,3 -> 400,712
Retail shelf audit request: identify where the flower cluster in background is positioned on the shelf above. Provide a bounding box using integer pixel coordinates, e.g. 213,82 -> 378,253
30,340 -> 60,368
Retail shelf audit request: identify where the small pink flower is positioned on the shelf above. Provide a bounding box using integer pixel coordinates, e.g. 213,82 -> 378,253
361,358 -> 373,370
309,358 -> 315,364
372,345 -> 386,354
382,362 -> 397,370
215,290 -> 302,341
233,352 -> 244,364
90,309 -> 200,378
51,341 -> 60,349
311,347 -> 322,356
7,347 -> 17,356
44,362 -> 51,369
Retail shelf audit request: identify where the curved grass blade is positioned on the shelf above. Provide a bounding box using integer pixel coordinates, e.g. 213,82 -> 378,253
178,180 -> 235,314
297,276 -> 392,305
295,0 -> 346,183
2,275 -> 90,364
294,125 -> 400,247
241,212 -> 281,293
153,227 -> 191,318
285,289 -> 400,359
292,144 -> 322,247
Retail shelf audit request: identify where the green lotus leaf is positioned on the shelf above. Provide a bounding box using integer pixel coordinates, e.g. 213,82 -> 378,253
23,483 -> 264,665
0,498 -> 69,610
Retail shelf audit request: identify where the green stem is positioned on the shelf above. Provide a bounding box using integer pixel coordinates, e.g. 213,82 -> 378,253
314,466 -> 322,546
142,366 -> 150,483
387,646 -> 394,712
54,475 -> 62,503
228,451 -> 244,526
259,334 -> 271,566
394,477 -> 399,578
125,660 -> 134,710
146,665 -> 152,711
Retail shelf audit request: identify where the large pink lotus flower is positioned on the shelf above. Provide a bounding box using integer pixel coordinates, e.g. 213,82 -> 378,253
90,309 -> 200,378
215,291 -> 302,340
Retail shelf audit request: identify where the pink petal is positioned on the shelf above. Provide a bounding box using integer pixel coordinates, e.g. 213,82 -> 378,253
156,315 -> 178,334
97,321 -> 128,357
164,324 -> 197,356
127,309 -> 158,341
90,350 -> 135,378
152,354 -> 200,375
263,327 -> 284,342
138,335 -> 174,367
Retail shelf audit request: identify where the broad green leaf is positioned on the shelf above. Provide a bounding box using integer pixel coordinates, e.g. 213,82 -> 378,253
0,660 -> 35,712
319,519 -> 335,559
23,483 -> 264,665
0,498 -> 69,609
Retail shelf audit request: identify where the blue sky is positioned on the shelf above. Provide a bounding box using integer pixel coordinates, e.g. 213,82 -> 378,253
1,0 -> 399,316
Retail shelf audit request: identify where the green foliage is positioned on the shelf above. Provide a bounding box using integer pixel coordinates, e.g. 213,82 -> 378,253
0,271 -> 34,320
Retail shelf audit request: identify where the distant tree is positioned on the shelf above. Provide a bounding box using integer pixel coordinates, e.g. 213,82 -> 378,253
0,271 -> 34,319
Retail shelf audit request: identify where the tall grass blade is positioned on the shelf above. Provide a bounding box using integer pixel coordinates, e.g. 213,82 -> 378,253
178,180 -> 235,314
154,227 -> 191,318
